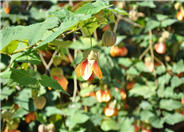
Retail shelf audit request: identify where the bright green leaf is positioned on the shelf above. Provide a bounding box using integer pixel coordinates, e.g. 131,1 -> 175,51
101,118 -> 119,131
160,99 -> 182,111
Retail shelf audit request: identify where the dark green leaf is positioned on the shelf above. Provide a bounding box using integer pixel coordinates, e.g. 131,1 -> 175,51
145,19 -> 160,32
11,69 -> 37,85
15,51 -> 41,65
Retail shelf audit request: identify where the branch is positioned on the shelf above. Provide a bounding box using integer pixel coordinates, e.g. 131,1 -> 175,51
149,30 -> 154,63
39,52 -> 49,70
139,46 -> 149,60
47,50 -> 58,69
113,15 -> 121,33
120,16 -> 143,28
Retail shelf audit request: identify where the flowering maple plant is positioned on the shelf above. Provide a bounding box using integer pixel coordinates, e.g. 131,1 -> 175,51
75,50 -> 102,82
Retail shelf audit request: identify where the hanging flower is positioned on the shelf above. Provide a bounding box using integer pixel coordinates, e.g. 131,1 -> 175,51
176,9 -> 184,21
75,50 -> 102,82
50,68 -> 68,91
53,76 -> 68,91
96,89 -> 111,102
25,112 -> 36,123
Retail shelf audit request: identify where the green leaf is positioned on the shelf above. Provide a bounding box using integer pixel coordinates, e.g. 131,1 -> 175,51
139,101 -> 152,110
157,86 -> 184,99
118,58 -> 132,67
39,75 -> 68,95
149,115 -> 164,128
15,51 -> 41,65
160,99 -> 182,111
1,40 -> 19,54
101,118 -> 119,131
66,111 -> 89,129
11,69 -> 37,86
145,19 -> 160,32
109,8 -> 128,15
120,118 -> 134,132
163,112 -> 184,125
172,60 -> 184,74
14,89 -> 32,110
0,87 -> 15,100
12,108 -> 29,118
138,1 -> 156,8
126,67 -> 139,75
164,128 -> 174,132
0,68 -> 11,84
161,19 -> 177,27
0,17 -> 60,52
156,14 -> 168,21
1,12 -> 28,23
158,73 -> 171,86
155,65 -> 166,75
140,110 -> 154,122
44,106 -> 63,116
82,97 -> 97,107
129,82 -> 157,98
50,40 -> 72,48
74,0 -> 109,15
171,76 -> 183,88
36,1 -> 109,49
135,61 -> 148,72
90,114 -> 103,126
30,7 -> 48,20
69,37 -> 98,50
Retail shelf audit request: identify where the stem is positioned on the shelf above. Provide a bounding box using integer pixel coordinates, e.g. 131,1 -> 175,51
68,35 -> 78,102
139,46 -> 150,60
69,0 -> 73,6
154,56 -> 164,66
149,30 -> 157,78
94,30 -> 98,41
47,50 -> 58,69
39,50 -> 58,72
67,49 -> 76,68
149,30 -> 154,63
120,16 -> 143,28
113,15 -> 120,33
39,52 -> 48,70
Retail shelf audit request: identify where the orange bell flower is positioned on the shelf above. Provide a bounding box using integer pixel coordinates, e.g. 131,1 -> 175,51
50,68 -> 68,91
176,9 -> 184,21
53,76 -> 68,91
75,50 -> 102,82
25,112 -> 36,123
104,106 -> 118,117
96,89 -> 111,102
